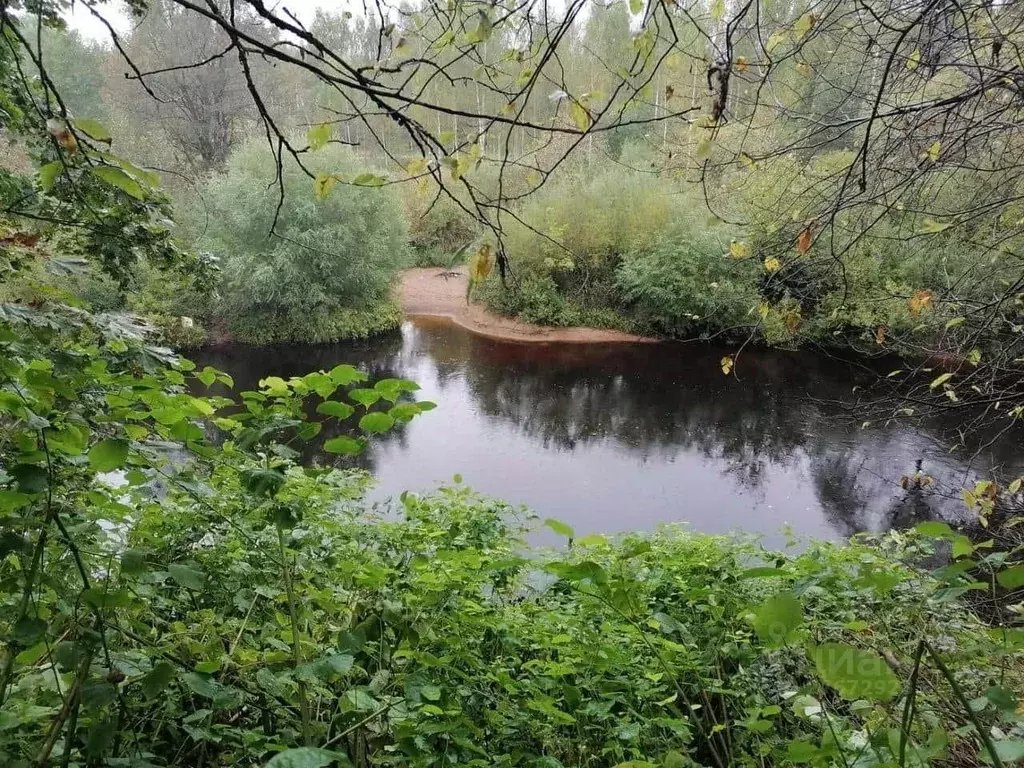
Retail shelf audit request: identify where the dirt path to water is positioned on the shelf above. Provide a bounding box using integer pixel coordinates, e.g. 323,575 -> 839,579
398,267 -> 656,344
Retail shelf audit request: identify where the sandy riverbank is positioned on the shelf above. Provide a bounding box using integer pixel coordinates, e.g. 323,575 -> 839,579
398,268 -> 656,344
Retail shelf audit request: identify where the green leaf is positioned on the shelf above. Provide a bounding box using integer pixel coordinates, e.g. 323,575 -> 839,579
50,424 -> 89,455
710,0 -> 725,21
39,161 -> 62,191
945,317 -> 965,329
168,564 -> 205,591
915,521 -> 954,538
982,741 -> 1024,764
120,549 -> 148,576
352,173 -> 386,186
81,680 -> 117,710
0,490 -> 31,512
929,372 -> 953,390
570,100 -> 591,131
317,401 -> 355,420
329,364 -> 366,385
348,388 -> 381,408
752,591 -> 803,647
265,748 -> 347,768
324,436 -> 365,455
90,166 -> 145,200
628,0 -> 643,13
72,118 -> 112,142
13,617 -> 47,644
812,643 -> 900,701
544,518 -> 575,538
359,412 -> 395,434
307,122 -> 331,150
997,565 -> 1024,589
197,366 -> 218,386
920,217 -> 952,234
88,438 -> 129,472
314,173 -> 339,201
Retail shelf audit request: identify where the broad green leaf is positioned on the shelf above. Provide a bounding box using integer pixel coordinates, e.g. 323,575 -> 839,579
324,436 -> 364,455
997,565 -> 1024,589
142,663 -> 176,704
168,563 -> 205,591
88,438 -> 129,472
752,592 -> 803,647
359,412 -> 395,433
307,122 -> 331,150
812,643 -> 899,701
90,166 -> 144,200
39,161 -> 61,191
915,521 -> 954,538
352,173 -> 386,186
981,740 -> 1024,764
197,366 -> 218,386
317,401 -> 355,420
544,518 -> 575,538
329,364 -> 366,385
0,490 -> 31,512
349,388 -> 381,407
72,118 -> 112,142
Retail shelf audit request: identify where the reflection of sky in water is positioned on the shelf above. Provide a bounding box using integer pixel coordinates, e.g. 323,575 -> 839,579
194,318 -> 1024,545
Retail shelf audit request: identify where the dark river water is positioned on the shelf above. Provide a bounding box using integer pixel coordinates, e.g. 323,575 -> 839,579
193,317 -> 1024,544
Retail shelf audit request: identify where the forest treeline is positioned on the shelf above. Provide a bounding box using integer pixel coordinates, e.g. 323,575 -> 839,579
12,0 -> 1023,397
2,1 -> 1024,766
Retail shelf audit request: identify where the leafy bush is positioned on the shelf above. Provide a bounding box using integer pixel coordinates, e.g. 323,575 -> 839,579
494,167 -> 677,310
616,224 -> 759,338
196,141 -> 408,343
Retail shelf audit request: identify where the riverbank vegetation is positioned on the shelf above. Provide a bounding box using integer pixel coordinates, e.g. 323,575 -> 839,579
4,0 -> 1024,765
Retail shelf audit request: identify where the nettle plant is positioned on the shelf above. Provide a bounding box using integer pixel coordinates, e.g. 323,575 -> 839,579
0,307 -> 437,766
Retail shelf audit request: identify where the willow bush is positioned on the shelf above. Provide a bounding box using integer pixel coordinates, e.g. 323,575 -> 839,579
196,141 -> 408,344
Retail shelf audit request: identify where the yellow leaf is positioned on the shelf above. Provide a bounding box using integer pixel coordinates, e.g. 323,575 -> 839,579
925,141 -> 941,162
570,101 -> 592,131
929,372 -> 953,390
729,240 -> 750,259
695,138 -> 714,160
406,157 -> 428,176
1009,477 -> 1022,494
920,218 -> 951,234
468,243 -> 496,284
767,30 -> 788,53
710,0 -> 725,22
313,173 -> 338,201
739,152 -> 756,168
793,12 -> 816,40
783,309 -> 801,333
720,356 -> 734,375
796,61 -> 812,77
763,256 -> 781,273
906,48 -> 921,71
735,56 -> 747,72
908,289 -> 933,315
307,122 -> 331,151
967,348 -> 982,366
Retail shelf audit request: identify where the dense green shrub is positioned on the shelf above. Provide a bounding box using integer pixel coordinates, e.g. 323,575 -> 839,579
196,141 -> 408,344
616,225 -> 759,338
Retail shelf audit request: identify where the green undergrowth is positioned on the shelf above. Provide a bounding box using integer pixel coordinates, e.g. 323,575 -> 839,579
223,300 -> 403,345
2,305 -> 1023,768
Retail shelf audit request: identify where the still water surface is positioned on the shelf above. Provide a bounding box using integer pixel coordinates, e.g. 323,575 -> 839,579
194,317 -> 1023,543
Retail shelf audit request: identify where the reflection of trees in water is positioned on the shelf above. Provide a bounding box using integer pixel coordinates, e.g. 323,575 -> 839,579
194,318 -> 1024,536
193,331 -> 413,474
